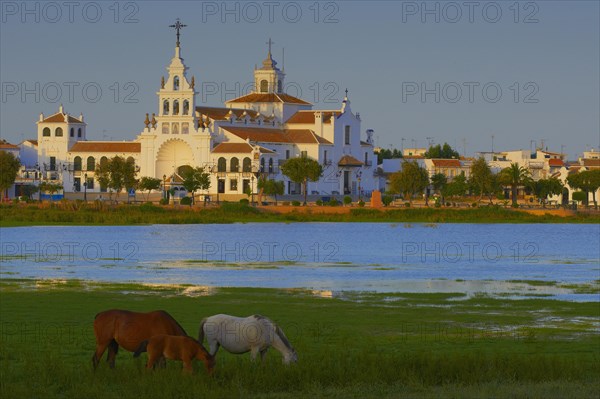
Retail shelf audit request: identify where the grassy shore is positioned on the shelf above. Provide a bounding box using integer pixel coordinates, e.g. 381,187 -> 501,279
1,202 -> 598,226
1,279 -> 598,398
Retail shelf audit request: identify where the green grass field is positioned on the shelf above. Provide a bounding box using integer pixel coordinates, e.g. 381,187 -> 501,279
1,202 -> 598,226
1,279 -> 598,398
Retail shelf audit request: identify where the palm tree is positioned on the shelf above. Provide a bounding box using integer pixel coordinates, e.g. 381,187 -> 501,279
499,163 -> 531,206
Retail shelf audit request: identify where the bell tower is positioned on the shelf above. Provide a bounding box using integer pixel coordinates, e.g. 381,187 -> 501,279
155,19 -> 197,135
254,38 -> 285,94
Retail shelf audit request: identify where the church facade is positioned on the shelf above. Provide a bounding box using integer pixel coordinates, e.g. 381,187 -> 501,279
26,25 -> 375,199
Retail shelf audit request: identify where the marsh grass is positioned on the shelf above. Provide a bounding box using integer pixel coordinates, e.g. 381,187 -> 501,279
1,203 -> 597,226
1,280 -> 599,398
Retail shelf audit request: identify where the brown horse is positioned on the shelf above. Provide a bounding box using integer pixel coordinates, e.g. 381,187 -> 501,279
134,335 -> 215,374
92,309 -> 187,369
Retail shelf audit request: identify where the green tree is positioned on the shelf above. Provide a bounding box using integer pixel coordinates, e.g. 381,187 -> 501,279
0,151 -> 21,199
530,177 -> 564,207
470,157 -> 495,202
389,161 -> 429,203
430,173 -> 447,203
95,156 -> 138,201
375,148 -> 403,164
258,178 -> 285,205
567,170 -> 600,208
181,166 -> 211,205
442,172 -> 468,199
38,182 -> 63,201
138,177 -> 162,201
499,163 -> 531,206
20,184 -> 39,200
424,143 -> 460,159
281,156 -> 323,205
95,158 -> 111,199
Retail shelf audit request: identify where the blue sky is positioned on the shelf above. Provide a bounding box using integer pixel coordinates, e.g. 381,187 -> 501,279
1,0 -> 598,159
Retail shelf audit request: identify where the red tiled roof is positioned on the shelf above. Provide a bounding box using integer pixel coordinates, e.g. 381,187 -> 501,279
69,142 -> 141,153
226,92 -> 311,105
582,159 -> 600,168
286,111 -> 340,124
338,155 -> 363,167
0,143 -> 19,149
548,158 -> 564,167
220,126 -> 332,145
432,159 -> 461,167
40,112 -> 84,124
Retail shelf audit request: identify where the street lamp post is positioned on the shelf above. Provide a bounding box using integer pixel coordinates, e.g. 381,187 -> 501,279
83,173 -> 88,202
163,174 -> 167,201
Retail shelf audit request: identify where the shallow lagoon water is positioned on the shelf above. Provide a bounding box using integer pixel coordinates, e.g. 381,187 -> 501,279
1,223 -> 599,301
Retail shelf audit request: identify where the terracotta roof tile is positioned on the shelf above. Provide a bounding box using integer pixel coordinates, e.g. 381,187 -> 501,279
0,143 -> 19,149
548,158 -> 564,167
220,126 -> 332,145
432,159 -> 461,167
338,155 -> 363,167
40,112 -> 84,124
286,111 -> 340,124
226,92 -> 311,105
582,159 -> 600,168
212,142 -> 275,154
69,141 -> 140,153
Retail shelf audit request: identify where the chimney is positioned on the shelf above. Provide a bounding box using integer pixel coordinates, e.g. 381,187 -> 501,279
39,113 -> 44,122
59,104 -> 64,113
79,113 -> 84,122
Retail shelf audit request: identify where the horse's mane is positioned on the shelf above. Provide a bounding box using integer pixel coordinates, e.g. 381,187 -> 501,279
275,325 -> 294,351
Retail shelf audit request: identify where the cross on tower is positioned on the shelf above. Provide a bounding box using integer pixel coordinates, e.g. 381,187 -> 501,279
266,38 -> 274,55
169,18 -> 187,47
345,88 -> 349,97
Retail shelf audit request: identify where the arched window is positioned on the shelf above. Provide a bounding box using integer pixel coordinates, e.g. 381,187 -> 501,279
268,158 -> 273,173
70,128 -> 74,137
73,156 -> 82,171
78,128 -> 82,137
162,123 -> 169,134
243,157 -> 252,172
100,156 -> 108,166
173,76 -> 180,91
163,100 -> 170,115
172,123 -> 179,134
182,122 -> 189,134
260,80 -> 268,93
260,157 -> 265,172
230,157 -> 239,172
43,127 -> 51,137
217,157 -> 227,172
126,156 -> 135,165
55,127 -> 63,137
86,156 -> 95,171
277,80 -> 282,93
183,100 -> 189,115
173,100 -> 179,115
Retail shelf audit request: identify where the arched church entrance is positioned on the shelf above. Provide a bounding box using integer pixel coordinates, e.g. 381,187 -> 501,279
155,139 -> 195,180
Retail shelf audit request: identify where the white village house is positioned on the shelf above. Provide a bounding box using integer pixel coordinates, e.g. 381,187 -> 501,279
14,23 -> 375,200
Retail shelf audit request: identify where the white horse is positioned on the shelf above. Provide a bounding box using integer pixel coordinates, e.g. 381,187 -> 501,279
198,314 -> 298,364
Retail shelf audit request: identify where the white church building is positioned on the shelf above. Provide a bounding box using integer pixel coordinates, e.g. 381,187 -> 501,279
20,22 -> 375,200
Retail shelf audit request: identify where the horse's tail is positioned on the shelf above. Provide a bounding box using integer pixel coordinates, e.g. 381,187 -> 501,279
198,318 -> 207,343
133,340 -> 148,358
